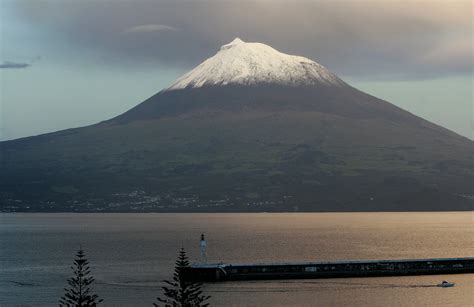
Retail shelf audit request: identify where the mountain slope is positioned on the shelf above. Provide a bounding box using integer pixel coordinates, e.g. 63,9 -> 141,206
1,39 -> 473,212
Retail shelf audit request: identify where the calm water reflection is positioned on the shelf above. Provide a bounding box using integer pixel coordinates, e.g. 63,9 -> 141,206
1,212 -> 473,306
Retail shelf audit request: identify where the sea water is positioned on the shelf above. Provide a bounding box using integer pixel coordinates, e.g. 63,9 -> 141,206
1,212 -> 473,306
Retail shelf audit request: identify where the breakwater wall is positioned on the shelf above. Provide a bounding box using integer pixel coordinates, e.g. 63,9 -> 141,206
182,257 -> 474,282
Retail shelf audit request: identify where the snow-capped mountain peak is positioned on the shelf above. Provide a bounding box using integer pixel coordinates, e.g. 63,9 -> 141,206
166,38 -> 345,90
220,37 -> 245,50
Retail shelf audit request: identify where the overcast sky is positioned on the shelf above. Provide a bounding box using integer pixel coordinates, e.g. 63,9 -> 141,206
1,0 -> 472,140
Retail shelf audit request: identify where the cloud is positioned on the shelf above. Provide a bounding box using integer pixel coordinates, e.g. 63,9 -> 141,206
0,61 -> 31,69
10,0 -> 473,79
420,38 -> 473,73
124,24 -> 178,34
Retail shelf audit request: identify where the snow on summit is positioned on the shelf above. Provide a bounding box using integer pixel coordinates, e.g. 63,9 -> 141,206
166,38 -> 345,90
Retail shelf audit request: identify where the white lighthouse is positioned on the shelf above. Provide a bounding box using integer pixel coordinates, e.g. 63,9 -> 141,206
200,233 -> 207,264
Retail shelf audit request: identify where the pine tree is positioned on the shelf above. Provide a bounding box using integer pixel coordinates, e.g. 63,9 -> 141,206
154,248 -> 211,307
59,249 -> 103,307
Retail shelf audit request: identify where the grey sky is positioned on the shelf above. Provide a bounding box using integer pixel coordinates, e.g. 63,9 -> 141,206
0,0 -> 472,140
9,0 -> 472,77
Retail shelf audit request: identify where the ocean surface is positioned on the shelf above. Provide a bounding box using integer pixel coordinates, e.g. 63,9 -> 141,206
1,212 -> 473,306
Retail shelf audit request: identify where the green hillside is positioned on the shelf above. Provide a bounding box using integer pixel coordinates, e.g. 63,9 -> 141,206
1,85 -> 473,212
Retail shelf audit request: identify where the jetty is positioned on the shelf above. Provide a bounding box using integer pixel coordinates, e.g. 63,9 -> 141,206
182,257 -> 474,282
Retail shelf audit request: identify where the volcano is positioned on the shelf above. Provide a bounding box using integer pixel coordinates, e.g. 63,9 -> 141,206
1,39 -> 473,212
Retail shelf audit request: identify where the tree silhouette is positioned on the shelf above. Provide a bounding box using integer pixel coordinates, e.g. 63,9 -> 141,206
59,249 -> 103,307
154,248 -> 211,307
